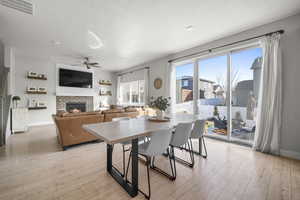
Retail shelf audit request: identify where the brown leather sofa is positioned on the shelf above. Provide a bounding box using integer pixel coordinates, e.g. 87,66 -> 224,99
53,109 -> 139,150
102,108 -> 139,122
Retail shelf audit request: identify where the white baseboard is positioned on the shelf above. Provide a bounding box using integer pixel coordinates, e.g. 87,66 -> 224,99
280,149 -> 300,160
29,121 -> 54,127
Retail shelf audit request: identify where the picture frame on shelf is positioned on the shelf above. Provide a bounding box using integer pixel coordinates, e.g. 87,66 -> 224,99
38,87 -> 47,93
27,86 -> 37,92
37,74 -> 46,79
99,80 -> 112,85
28,99 -> 38,107
37,101 -> 46,107
27,71 -> 47,80
27,71 -> 38,78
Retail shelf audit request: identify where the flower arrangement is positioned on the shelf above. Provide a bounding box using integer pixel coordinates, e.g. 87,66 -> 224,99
149,96 -> 170,111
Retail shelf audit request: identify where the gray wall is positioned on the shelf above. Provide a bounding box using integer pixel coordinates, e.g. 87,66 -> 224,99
120,13 -> 300,157
14,55 -> 117,126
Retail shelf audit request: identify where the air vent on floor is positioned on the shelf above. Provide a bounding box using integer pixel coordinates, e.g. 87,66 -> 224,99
0,0 -> 34,15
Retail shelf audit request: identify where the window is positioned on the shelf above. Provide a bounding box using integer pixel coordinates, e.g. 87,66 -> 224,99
120,82 -> 130,104
183,80 -> 189,87
119,80 -> 145,105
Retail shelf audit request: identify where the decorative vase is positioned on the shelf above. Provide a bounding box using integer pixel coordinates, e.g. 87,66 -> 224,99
156,110 -> 165,119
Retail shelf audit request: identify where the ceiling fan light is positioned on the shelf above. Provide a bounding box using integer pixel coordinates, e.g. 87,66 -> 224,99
87,30 -> 103,49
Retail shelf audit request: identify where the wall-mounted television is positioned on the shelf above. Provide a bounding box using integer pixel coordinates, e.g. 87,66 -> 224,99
59,68 -> 93,88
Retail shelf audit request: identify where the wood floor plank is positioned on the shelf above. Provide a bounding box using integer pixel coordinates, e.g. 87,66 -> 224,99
0,125 -> 299,200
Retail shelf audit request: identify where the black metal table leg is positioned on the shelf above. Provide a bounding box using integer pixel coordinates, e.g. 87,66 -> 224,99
106,138 -> 139,197
131,138 -> 139,195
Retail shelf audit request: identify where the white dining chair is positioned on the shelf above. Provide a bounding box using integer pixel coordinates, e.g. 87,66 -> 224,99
169,122 -> 194,168
190,120 -> 207,158
125,129 -> 174,199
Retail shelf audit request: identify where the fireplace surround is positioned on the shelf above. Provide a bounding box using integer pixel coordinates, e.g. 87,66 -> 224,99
56,96 -> 93,112
66,102 -> 86,112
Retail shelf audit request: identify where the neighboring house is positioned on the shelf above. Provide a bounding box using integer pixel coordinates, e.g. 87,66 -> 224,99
199,78 -> 215,99
232,56 -> 262,107
177,56 -> 261,106
176,76 -> 193,103
251,57 -> 262,99
234,80 -> 254,107
176,76 -> 216,103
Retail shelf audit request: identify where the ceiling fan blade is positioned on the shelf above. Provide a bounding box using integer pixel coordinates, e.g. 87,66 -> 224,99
89,62 -> 99,65
71,63 -> 81,66
91,65 -> 102,68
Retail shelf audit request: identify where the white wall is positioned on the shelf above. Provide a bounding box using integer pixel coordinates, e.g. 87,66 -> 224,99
14,55 -> 117,126
120,14 -> 300,159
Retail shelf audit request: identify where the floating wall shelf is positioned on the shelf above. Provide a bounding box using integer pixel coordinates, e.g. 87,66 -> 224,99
27,76 -> 47,80
99,82 -> 112,86
28,107 -> 47,110
26,91 -> 47,95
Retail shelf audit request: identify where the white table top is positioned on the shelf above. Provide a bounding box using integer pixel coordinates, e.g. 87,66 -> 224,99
82,113 -> 204,145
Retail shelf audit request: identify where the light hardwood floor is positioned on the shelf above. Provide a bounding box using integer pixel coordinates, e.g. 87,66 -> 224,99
0,125 -> 299,200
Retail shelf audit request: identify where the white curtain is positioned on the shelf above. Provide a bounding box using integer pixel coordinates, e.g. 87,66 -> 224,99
253,33 -> 282,155
165,62 -> 176,114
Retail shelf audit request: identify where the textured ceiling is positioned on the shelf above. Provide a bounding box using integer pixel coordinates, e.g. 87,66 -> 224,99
0,0 -> 300,71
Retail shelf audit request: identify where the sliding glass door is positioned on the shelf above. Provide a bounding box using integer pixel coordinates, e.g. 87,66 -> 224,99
198,55 -> 228,140
230,48 -> 262,144
174,45 -> 262,145
175,63 -> 194,114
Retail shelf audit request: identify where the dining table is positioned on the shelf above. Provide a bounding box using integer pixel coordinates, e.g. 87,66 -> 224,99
82,113 -> 204,198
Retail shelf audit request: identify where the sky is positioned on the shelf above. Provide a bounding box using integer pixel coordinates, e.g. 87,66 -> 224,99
176,47 -> 262,84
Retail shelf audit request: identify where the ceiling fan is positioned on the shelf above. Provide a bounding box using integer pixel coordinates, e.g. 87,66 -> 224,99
71,57 -> 102,69
82,57 -> 102,69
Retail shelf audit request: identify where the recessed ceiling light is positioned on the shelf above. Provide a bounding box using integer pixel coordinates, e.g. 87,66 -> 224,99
87,30 -> 103,50
185,25 -> 194,31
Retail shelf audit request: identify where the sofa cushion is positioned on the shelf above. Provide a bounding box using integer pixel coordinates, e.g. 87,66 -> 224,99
104,111 -> 139,122
102,108 -> 125,114
110,105 -> 124,109
125,107 -> 138,112
58,111 -> 102,118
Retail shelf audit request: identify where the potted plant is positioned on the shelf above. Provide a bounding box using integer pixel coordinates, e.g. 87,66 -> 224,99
12,96 -> 21,108
149,96 -> 170,119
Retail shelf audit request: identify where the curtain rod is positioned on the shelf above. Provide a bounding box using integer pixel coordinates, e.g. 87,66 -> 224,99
118,66 -> 149,76
168,29 -> 284,63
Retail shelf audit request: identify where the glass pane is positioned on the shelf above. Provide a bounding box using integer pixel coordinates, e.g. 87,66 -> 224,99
198,55 -> 228,139
139,80 -> 145,104
175,63 -> 194,114
120,82 -> 131,104
231,47 -> 262,144
131,81 -> 139,103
